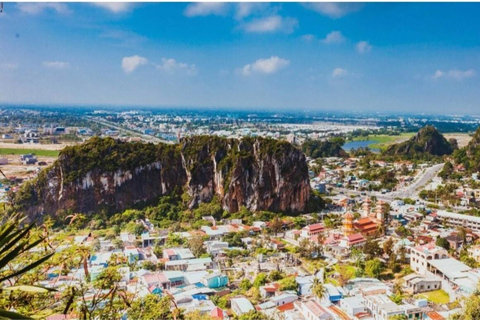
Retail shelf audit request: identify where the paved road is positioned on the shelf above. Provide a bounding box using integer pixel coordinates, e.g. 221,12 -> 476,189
335,163 -> 444,201
88,117 -> 173,144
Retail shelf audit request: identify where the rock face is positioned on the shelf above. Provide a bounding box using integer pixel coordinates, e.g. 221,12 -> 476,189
454,125 -> 480,172
383,126 -> 453,158
15,136 -> 310,217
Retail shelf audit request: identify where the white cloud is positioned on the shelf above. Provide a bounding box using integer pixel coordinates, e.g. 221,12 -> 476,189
241,15 -> 298,34
42,61 -> 70,69
241,56 -> 290,76
321,31 -> 346,44
122,55 -> 148,73
432,69 -> 476,81
0,63 -> 18,70
93,3 -> 134,13
302,34 -> 316,42
303,3 -> 363,18
155,58 -> 197,75
356,41 -> 372,54
184,2 -> 228,17
234,3 -> 268,20
332,68 -> 348,78
17,3 -> 70,15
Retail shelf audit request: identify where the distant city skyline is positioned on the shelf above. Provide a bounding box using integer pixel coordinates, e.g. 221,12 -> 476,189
1,2 -> 480,114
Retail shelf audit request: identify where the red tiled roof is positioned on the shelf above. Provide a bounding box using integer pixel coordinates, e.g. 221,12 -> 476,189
277,302 -> 295,312
306,223 -> 325,232
427,311 -> 445,320
210,307 -> 224,319
347,233 -> 365,243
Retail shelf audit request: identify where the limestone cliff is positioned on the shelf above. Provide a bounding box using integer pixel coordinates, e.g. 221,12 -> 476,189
15,136 -> 310,217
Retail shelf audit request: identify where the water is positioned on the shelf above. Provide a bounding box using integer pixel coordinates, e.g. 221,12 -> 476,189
343,140 -> 380,152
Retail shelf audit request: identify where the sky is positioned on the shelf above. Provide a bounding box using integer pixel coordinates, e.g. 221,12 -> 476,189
1,2 -> 480,114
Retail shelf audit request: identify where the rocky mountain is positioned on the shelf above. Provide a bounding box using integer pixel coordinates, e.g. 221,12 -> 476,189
453,126 -> 480,172
383,126 -> 453,158
14,136 -> 310,218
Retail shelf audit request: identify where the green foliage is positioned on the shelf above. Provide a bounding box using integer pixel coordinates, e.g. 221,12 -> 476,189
253,273 -> 267,288
365,258 -> 384,278
436,237 -> 450,250
302,138 -> 347,158
238,310 -> 270,320
127,294 -> 176,320
239,279 -> 253,291
382,126 -> 453,160
279,276 -> 298,291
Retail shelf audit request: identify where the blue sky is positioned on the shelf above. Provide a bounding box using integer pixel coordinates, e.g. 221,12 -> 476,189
1,2 -> 480,114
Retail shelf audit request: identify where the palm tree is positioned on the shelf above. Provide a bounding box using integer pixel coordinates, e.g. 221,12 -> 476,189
311,277 -> 327,301
0,214 -> 55,319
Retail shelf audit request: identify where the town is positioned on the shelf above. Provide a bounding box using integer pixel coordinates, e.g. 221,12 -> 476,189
0,106 -> 479,319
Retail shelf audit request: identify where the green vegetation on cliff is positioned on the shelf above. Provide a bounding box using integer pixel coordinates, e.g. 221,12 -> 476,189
382,126 -> 453,160
302,137 -> 347,158
14,135 -> 312,219
453,126 -> 480,173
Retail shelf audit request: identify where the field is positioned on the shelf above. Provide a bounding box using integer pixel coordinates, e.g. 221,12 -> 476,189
0,148 -> 60,157
415,289 -> 450,304
352,133 -> 415,150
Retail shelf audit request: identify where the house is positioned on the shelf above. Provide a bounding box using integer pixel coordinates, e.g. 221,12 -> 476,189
410,243 -> 449,275
298,300 -> 333,320
210,307 -> 229,320
301,223 -> 325,238
124,246 -> 140,264
231,297 -> 255,316
202,272 -> 228,288
265,293 -> 298,308
340,296 -> 367,318
404,274 -> 441,294
341,233 -> 366,248
270,239 -> 286,251
140,272 -> 171,290
445,234 -> 464,250
260,283 -> 281,298
324,284 -> 342,303
163,248 -> 195,261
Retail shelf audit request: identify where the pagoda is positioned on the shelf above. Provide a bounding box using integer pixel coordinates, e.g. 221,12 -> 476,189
376,200 -> 387,222
362,197 -> 372,218
342,212 -> 355,236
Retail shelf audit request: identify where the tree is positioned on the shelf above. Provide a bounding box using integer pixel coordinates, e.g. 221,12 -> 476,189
365,258 -> 384,279
270,216 -> 283,236
337,265 -> 354,287
239,279 -> 252,291
383,238 -> 394,256
268,270 -> 285,282
238,310 -> 270,320
188,235 -> 206,257
253,273 -> 267,288
363,239 -> 382,259
436,237 -> 450,250
0,215 -> 55,319
279,276 -> 297,291
390,314 -> 408,320
127,294 -> 177,320
311,277 -> 327,301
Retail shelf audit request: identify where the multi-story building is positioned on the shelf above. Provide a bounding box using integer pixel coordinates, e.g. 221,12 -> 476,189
410,243 -> 448,275
435,210 -> 480,231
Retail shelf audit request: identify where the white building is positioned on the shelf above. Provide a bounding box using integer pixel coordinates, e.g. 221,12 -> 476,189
409,243 -> 448,275
231,297 -> 255,316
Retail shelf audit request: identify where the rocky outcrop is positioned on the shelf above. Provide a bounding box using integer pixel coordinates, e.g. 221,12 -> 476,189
453,125 -> 480,172
383,126 -> 453,158
15,136 -> 310,217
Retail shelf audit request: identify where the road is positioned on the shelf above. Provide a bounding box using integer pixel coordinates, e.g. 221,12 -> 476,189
88,117 -> 173,144
335,163 -> 444,201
